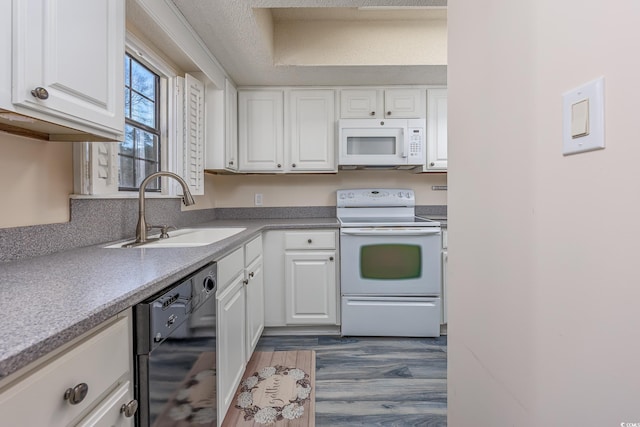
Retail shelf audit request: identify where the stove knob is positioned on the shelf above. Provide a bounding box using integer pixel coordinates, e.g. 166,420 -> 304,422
397,192 -> 403,198
348,193 -> 354,198
340,193 -> 346,199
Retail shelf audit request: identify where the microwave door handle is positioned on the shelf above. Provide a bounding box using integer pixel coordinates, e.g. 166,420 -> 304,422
401,129 -> 408,158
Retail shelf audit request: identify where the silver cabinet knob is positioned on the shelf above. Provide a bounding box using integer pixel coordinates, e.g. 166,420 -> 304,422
329,256 -> 334,261
430,162 -> 435,167
277,164 -> 282,168
243,279 -> 249,285
386,111 -> 392,116
31,87 -> 49,100
120,399 -> 138,418
369,111 -> 375,116
64,383 -> 89,405
249,272 -> 254,278
228,160 -> 234,166
307,239 -> 312,244
292,163 -> 296,168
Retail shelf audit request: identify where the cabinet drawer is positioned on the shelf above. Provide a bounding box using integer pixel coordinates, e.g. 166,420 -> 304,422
284,231 -> 336,250
0,316 -> 130,427
217,246 -> 244,290
245,235 -> 262,266
76,380 -> 134,427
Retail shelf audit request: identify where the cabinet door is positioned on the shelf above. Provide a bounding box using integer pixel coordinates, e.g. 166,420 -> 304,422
285,251 -> 337,325
75,381 -> 134,427
0,316 -> 130,427
289,90 -> 336,172
12,0 -> 124,138
225,79 -> 238,171
262,231 -> 286,327
245,256 -> 264,358
340,89 -> 378,118
442,250 -> 448,324
217,274 -> 247,423
238,90 -> 284,171
384,88 -> 424,118
426,88 -> 448,171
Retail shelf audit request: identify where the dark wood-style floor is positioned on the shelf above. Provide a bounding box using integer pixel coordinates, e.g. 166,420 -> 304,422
255,335 -> 447,426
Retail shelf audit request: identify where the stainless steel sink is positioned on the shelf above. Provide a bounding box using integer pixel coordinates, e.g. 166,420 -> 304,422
104,227 -> 247,248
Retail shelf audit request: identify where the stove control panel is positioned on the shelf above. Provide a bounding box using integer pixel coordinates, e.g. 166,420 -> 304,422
337,188 -> 415,207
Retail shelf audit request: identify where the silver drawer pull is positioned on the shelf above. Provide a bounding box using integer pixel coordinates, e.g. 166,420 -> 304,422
121,399 -> 139,418
63,383 -> 89,405
31,87 -> 49,100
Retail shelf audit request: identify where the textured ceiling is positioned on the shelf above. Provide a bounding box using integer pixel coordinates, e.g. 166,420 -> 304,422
170,0 -> 448,86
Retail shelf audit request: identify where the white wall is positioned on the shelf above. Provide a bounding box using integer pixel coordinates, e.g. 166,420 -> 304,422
0,133 -> 73,227
274,18 -> 447,66
209,171 -> 447,208
448,0 -> 640,425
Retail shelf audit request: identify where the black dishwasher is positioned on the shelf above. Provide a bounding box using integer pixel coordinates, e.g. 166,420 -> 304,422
134,261 -> 217,426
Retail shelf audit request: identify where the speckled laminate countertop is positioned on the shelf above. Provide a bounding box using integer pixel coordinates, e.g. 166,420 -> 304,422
0,218 -> 338,380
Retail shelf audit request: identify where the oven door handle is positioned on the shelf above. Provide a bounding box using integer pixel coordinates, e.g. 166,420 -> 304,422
341,228 -> 441,236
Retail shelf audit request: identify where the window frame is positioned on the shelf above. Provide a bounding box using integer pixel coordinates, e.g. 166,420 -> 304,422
121,53 -> 162,192
73,32 -> 182,198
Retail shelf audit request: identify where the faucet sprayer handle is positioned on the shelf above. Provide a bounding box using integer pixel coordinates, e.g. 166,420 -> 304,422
148,224 -> 177,239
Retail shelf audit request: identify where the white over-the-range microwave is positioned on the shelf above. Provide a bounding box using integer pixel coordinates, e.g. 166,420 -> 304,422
338,118 -> 425,169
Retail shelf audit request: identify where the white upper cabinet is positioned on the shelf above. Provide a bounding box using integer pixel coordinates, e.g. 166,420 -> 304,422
384,88 -> 425,119
289,89 -> 336,172
340,89 -> 378,118
340,88 -> 425,119
425,88 -> 448,171
225,79 -> 238,171
238,90 -> 284,172
6,0 -> 124,141
238,89 -> 336,173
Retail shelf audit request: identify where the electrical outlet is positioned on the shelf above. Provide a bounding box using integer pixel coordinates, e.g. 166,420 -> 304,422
254,193 -> 263,206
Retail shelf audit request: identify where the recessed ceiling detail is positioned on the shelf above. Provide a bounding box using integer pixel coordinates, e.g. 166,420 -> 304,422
268,7 -> 446,67
170,0 -> 448,86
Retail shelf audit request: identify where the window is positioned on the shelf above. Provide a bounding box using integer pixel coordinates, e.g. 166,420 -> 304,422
73,34 -> 205,197
121,54 -> 161,191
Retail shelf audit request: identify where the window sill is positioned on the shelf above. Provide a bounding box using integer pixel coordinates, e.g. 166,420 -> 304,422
70,193 -> 182,200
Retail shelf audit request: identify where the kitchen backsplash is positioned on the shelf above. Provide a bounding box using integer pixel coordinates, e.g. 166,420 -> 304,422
0,200 -> 446,262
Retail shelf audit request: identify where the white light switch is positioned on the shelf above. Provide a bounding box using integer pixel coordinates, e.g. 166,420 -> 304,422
562,77 -> 605,155
571,99 -> 589,138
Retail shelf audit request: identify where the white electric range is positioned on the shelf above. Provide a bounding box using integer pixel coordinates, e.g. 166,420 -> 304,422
337,188 -> 442,337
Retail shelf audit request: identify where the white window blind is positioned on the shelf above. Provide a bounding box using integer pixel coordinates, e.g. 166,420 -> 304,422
178,73 -> 205,196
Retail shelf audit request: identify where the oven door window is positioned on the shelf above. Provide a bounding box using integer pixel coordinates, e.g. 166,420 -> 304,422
360,244 -> 421,280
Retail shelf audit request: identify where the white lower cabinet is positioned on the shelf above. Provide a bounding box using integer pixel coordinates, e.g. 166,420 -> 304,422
264,229 -> 339,327
441,227 -> 448,325
244,235 -> 264,358
217,272 -> 246,426
285,251 -> 337,324
0,311 -> 134,427
76,380 -> 134,427
245,255 -> 264,357
216,235 -> 264,426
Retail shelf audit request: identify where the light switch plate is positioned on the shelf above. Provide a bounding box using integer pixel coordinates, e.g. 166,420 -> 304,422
562,77 -> 605,155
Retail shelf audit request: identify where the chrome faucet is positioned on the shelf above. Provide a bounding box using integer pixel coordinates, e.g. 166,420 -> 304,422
133,171 -> 196,244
